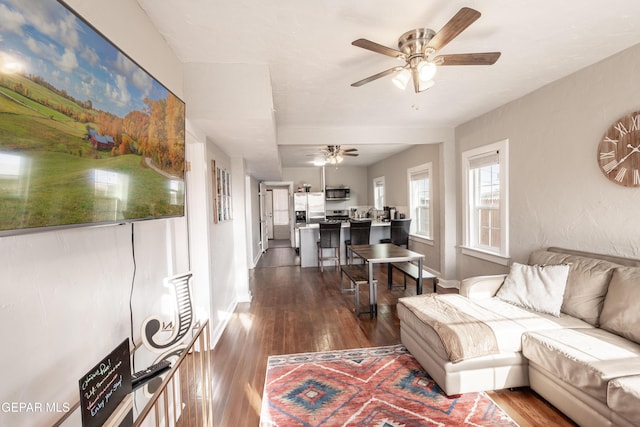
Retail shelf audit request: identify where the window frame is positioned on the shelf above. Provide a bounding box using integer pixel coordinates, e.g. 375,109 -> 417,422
461,139 -> 510,264
407,162 -> 433,240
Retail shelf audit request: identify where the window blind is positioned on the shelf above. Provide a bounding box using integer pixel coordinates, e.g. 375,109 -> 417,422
468,151 -> 499,170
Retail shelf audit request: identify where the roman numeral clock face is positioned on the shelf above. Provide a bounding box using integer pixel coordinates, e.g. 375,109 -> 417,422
597,112 -> 640,187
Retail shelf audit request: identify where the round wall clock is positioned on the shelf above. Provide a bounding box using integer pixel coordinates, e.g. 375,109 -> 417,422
597,111 -> 640,187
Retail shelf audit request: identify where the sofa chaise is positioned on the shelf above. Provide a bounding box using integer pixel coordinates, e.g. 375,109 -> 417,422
397,247 -> 640,427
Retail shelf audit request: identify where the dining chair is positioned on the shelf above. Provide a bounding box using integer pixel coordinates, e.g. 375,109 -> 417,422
381,218 -> 412,248
317,221 -> 342,271
344,219 -> 371,264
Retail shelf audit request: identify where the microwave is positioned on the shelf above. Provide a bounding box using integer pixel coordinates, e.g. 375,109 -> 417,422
325,186 -> 350,200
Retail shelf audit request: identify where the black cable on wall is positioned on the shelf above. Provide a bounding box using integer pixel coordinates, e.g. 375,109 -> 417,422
129,222 -> 137,358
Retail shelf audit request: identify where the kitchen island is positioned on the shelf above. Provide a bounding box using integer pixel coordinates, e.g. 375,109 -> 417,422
298,221 -> 391,268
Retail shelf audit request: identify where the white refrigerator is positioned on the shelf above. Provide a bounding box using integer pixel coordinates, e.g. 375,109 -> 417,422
294,192 -> 325,223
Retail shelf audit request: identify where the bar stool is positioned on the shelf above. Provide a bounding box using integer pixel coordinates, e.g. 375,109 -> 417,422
317,221 -> 341,272
344,219 -> 371,264
382,218 -> 413,290
381,218 -> 412,248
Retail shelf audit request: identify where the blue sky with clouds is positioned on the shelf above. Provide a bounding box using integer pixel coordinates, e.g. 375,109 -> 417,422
0,0 -> 172,118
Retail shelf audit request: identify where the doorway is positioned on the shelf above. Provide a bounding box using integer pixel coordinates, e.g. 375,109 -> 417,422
268,188 -> 290,240
257,181 -> 299,267
259,182 -> 295,253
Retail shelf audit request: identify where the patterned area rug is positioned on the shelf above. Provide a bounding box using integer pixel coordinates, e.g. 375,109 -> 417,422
260,345 -> 519,426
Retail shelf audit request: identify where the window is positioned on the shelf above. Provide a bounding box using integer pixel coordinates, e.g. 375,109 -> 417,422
407,163 -> 432,239
462,140 -> 509,262
373,176 -> 385,210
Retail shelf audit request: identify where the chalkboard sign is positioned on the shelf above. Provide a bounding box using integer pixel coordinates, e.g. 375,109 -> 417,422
78,339 -> 132,427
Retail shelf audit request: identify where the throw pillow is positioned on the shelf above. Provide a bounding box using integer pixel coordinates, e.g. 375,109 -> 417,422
496,262 -> 570,316
599,267 -> 640,344
528,250 -> 616,325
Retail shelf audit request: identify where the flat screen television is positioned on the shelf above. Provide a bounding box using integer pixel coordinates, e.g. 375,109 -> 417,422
0,0 -> 186,236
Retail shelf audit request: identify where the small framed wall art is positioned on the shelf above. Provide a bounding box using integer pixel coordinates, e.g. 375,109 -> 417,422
212,160 -> 232,223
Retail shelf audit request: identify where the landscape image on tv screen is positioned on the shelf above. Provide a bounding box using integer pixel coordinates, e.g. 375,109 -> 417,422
0,0 -> 186,236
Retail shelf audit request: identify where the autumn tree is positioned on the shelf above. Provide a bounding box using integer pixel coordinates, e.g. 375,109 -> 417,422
145,97 -> 168,170
123,110 -> 149,151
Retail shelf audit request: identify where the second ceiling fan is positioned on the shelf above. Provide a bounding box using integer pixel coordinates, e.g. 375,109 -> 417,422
351,7 -> 500,93
322,145 -> 358,164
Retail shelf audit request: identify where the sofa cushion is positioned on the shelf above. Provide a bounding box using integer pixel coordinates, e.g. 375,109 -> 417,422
523,328 -> 640,402
398,294 -> 593,362
528,250 -> 617,325
599,267 -> 640,344
608,375 -> 640,427
496,262 -> 569,316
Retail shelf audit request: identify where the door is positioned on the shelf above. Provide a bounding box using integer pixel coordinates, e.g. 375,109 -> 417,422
266,189 -> 274,239
272,188 -> 290,240
259,182 -> 269,252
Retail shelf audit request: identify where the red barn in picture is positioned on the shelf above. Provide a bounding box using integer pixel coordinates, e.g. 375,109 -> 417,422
87,129 -> 115,151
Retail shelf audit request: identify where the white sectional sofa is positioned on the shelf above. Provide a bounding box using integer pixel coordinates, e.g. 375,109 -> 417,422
397,247 -> 640,427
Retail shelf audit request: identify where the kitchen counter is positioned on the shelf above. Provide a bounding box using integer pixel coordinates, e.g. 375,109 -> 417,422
298,221 -> 390,268
296,220 -> 390,229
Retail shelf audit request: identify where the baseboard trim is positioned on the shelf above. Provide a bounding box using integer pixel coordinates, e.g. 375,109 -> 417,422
251,250 -> 262,269
211,299 -> 238,349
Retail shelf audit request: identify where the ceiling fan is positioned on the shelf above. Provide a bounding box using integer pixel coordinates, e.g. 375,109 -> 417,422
351,7 -> 501,93
309,145 -> 359,165
323,145 -> 359,164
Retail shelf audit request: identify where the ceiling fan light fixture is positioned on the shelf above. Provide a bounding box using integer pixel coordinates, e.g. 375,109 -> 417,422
392,68 -> 411,90
419,79 -> 436,92
326,154 -> 344,165
417,60 -> 437,82
312,145 -> 358,167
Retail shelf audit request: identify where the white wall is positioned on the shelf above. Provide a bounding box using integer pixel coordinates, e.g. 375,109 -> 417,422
0,1 -> 190,425
185,122 -> 214,328
205,142 -> 241,345
283,167 -> 324,193
324,166 -> 368,208
456,43 -> 640,280
367,144 -> 442,274
231,157 -> 251,301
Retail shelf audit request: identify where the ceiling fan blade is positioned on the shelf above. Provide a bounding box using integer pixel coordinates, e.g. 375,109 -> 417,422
343,153 -> 359,157
435,52 -> 501,66
351,66 -> 404,87
342,148 -> 358,152
427,7 -> 481,52
352,39 -> 407,60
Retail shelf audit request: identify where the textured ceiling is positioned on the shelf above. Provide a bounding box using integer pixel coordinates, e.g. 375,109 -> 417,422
136,0 -> 640,179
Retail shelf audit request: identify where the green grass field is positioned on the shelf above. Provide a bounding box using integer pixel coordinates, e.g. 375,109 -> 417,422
0,86 -> 183,232
0,73 -> 86,117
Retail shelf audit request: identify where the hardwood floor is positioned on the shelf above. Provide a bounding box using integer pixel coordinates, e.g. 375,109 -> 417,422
212,250 -> 577,426
254,239 -> 299,268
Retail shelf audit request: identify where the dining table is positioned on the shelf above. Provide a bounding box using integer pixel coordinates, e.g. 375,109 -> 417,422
348,243 -> 425,317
